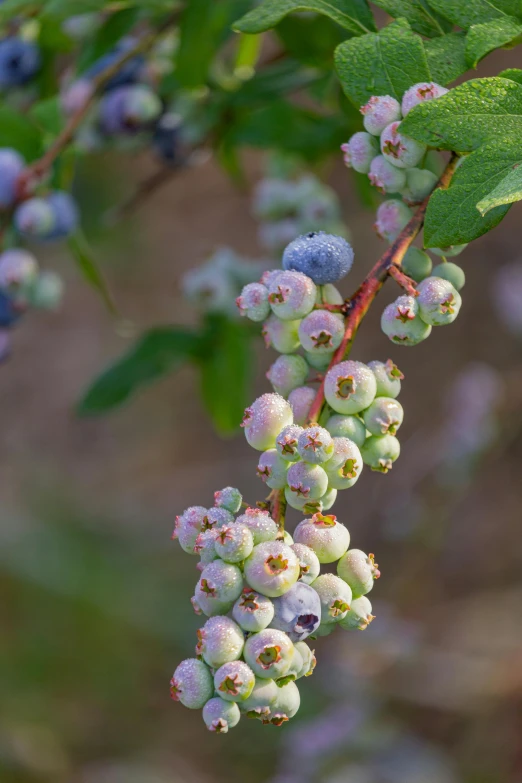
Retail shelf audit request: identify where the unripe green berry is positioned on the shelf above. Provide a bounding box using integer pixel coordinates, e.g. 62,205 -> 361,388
240,677 -> 279,720
236,507 -> 278,544
262,314 -> 301,353
214,486 -> 242,514
232,586 -> 275,632
294,641 -> 317,678
381,297 -> 432,346
416,276 -> 461,326
284,487 -> 324,515
257,448 -> 289,490
339,596 -> 375,630
305,349 -> 334,371
380,121 -> 426,169
214,660 -> 256,702
320,486 -> 337,511
401,81 -> 448,116
369,155 -> 406,193
316,283 -> 344,306
214,523 -> 254,563
298,309 -> 344,354
294,512 -> 350,563
288,385 -> 316,426
195,560 -> 244,616
236,282 -> 270,321
197,615 -> 245,668
428,243 -> 468,257
323,436 -> 363,490
194,529 -> 219,568
267,270 -> 316,320
367,359 -> 403,398
401,247 -> 432,282
401,167 -> 438,203
242,392 -> 294,451
268,680 -> 301,724
363,396 -> 404,436
287,461 -> 329,501
325,413 -> 366,446
202,696 -> 240,733
267,354 -> 309,397
276,424 -> 304,462
243,628 -> 295,679
174,506 -> 208,554
360,94 -> 401,136
297,425 -> 334,464
361,433 -> 400,472
276,645 -> 303,686
374,199 -> 413,243
244,541 -> 300,597
432,262 -> 465,291
291,543 -> 321,584
170,658 -> 214,708
341,132 -> 378,173
337,549 -> 380,597
312,573 -> 352,623
324,359 -> 377,415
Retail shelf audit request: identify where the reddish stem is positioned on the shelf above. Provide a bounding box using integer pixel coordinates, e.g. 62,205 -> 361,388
388,264 -> 418,296
314,302 -> 348,313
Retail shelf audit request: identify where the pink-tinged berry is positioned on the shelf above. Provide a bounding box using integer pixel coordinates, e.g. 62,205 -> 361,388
341,132 -> 379,173
195,560 -> 243,616
202,506 -> 234,530
296,425 -> 334,464
214,486 -> 242,514
324,359 -> 377,415
323,436 -> 363,490
361,94 -> 401,136
270,581 -> 322,641
381,298 -> 431,345
325,413 -> 366,447
170,658 -> 214,708
214,523 -> 254,564
401,81 -> 448,116
235,507 -> 278,544
267,354 -> 308,397
262,314 -> 301,354
257,448 -> 289,490
298,309 -> 344,354
363,397 -> 404,436
291,543 -> 321,585
288,386 -> 316,426
312,573 -> 352,624
374,198 -> 413,242
243,541 -> 300,597
198,615 -> 245,668
380,121 -> 426,169
242,392 -> 294,451
239,677 -> 279,719
214,660 -> 256,702
368,155 -> 406,194
339,596 -> 375,630
243,628 -> 295,679
174,506 -> 208,554
368,359 -> 403,398
304,349 -> 333,372
294,513 -> 350,563
232,586 -> 275,632
236,282 -> 270,322
202,697 -> 240,733
284,487 -> 324,515
361,433 -> 400,472
337,549 -> 380,597
416,276 -> 462,326
287,461 -> 329,501
276,423 -> 304,462
294,641 -> 316,678
194,528 -> 219,567
401,167 -> 438,203
267,270 -> 317,321
0,249 -> 38,295
268,680 -> 300,724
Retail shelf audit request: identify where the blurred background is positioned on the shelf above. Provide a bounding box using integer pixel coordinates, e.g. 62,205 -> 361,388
1,36 -> 522,783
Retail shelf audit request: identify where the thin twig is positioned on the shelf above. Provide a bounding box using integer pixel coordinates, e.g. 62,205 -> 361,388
389,264 -> 418,296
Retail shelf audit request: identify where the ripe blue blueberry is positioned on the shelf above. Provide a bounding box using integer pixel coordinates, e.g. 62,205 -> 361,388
337,549 -> 380,597
0,38 -> 40,87
0,290 -> 22,327
99,84 -> 162,135
282,232 -> 354,285
324,359 -> 377,415
170,658 -> 213,709
0,148 -> 24,208
270,581 -> 322,641
83,37 -> 144,90
294,513 -> 350,563
152,111 -> 181,163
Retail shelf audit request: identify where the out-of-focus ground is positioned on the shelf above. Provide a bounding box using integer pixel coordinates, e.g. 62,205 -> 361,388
2,48 -> 522,783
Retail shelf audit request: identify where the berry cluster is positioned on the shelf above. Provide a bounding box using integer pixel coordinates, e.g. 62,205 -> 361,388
341,83 -> 467,347
170,486 -> 379,732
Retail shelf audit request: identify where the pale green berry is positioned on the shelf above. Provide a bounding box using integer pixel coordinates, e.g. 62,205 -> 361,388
257,448 -> 289,490
232,586 -> 275,632
268,680 -> 301,725
360,94 -> 401,136
401,247 -> 432,282
262,314 -> 301,353
316,283 -> 344,305
287,461 -> 329,501
170,658 -> 213,708
202,507 -> 234,530
311,622 -> 338,638
401,167 -> 438,203
341,132 -> 378,173
337,549 -> 380,597
214,486 -> 242,514
325,413 -> 366,447
323,436 -> 363,490
312,573 -> 352,623
363,397 -> 404,436
298,310 -> 344,354
194,529 -> 219,568
195,560 -> 243,616
381,297 -> 432,345
416,276 -> 461,326
297,425 -> 334,464
374,199 -> 413,242
294,512 -> 350,564
173,505 -> 208,553
380,121 -> 426,169
284,486 -> 324,515
324,360 -> 377,415
214,661 -> 256,702
197,615 -> 245,668
236,507 -> 278,544
267,270 -> 316,320
242,392 -> 294,451
320,486 -> 337,510
401,81 -> 448,116
214,523 -> 254,563
243,541 -> 300,597
432,262 -> 465,291
291,543 -> 321,585
367,359 -> 403,398
283,531 -> 294,546
240,677 -> 279,720
294,641 -> 317,678
243,628 -> 295,679
369,154 -> 406,193
339,596 -> 375,630
267,354 -> 309,397
276,645 -> 303,686
236,282 -> 270,321
305,349 -> 334,371
288,385 -> 316,426
429,244 -> 468,257
202,697 -> 240,733
424,149 -> 446,177
276,424 -> 304,462
361,433 -> 400,473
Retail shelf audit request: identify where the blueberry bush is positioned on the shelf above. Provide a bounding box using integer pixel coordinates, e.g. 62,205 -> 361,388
1,0 -> 522,736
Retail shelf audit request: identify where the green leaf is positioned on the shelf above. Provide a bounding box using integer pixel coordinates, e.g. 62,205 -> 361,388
426,0 -> 522,28
76,7 -> 140,73
67,232 -> 118,316
499,67 -> 522,85
0,103 -> 42,160
400,77 -> 522,153
234,0 -> 376,35
29,97 -> 64,136
334,18 -> 431,106
476,159 -> 522,215
226,59 -> 321,108
423,142 -> 518,246
465,16 -> 522,67
275,13 -> 348,67
199,316 -> 253,435
176,0 -> 251,88
370,0 -> 451,37
424,32 -> 468,85
78,327 -> 202,415
0,0 -> 43,22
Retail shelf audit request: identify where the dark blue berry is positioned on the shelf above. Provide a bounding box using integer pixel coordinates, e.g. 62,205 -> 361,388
0,38 -> 40,88
0,290 -> 21,328
282,232 -> 354,284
